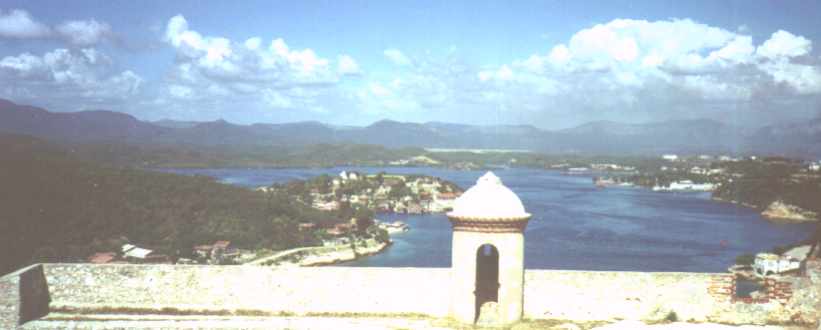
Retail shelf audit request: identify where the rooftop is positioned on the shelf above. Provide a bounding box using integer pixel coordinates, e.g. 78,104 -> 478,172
447,171 -> 530,219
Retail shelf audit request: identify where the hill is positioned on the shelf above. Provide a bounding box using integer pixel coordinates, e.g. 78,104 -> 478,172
1,98 -> 819,157
745,117 -> 821,157
0,134 -> 343,275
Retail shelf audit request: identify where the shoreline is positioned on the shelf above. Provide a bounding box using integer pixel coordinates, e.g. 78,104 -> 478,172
711,196 -> 819,223
248,239 -> 392,268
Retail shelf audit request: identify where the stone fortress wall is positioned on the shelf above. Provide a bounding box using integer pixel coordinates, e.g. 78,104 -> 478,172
2,262 -> 819,328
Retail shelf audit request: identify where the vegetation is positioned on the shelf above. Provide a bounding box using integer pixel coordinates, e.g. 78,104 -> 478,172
735,254 -> 755,266
68,142 -> 428,168
0,134 -> 350,275
713,159 -> 821,213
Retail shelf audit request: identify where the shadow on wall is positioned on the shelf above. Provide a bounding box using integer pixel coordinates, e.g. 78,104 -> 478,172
0,264 -> 51,328
20,264 -> 51,324
475,244 -> 499,323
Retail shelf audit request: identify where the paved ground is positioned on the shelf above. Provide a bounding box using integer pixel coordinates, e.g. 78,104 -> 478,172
24,315 -> 447,330
21,315 -> 817,330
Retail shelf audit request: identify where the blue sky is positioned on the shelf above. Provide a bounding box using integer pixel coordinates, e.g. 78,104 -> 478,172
1,1 -> 820,129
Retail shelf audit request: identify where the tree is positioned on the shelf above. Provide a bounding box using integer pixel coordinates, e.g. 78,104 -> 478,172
353,207 -> 374,234
388,181 -> 412,199
337,202 -> 354,223
369,227 -> 390,244
807,223 -> 821,260
735,254 -> 755,266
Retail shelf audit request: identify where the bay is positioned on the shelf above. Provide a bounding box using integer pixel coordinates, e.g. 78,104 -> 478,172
156,167 -> 814,272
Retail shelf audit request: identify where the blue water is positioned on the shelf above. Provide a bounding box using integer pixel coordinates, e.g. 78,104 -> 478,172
156,167 -> 815,272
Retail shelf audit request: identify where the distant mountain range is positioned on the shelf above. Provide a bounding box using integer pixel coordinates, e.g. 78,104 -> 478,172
1,98 -> 820,157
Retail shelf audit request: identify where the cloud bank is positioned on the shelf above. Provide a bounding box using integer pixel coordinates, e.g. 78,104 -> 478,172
1,12 -> 820,128
160,15 -> 358,114
0,9 -> 51,39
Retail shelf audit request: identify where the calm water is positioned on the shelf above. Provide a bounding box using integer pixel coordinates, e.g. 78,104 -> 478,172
157,167 -> 815,272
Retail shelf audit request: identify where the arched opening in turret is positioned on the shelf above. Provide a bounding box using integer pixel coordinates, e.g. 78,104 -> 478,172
475,243 -> 499,322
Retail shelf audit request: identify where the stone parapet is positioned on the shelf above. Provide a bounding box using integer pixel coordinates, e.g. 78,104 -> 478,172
0,263 -> 817,327
0,264 -> 50,329
523,270 -> 819,326
42,264 -> 451,318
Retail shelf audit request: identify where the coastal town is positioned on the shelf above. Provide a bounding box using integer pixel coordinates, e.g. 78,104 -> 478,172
260,170 -> 463,214
553,153 -> 821,300
553,154 -> 821,223
83,171 -> 463,267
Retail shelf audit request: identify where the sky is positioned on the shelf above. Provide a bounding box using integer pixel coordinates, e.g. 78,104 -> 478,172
1,1 -> 820,129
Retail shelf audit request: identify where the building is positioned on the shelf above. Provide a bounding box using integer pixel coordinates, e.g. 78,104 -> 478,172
447,172 -> 531,325
662,154 -> 679,161
120,244 -> 171,264
339,171 -> 360,181
193,245 -> 212,259
326,223 -> 352,236
754,253 -> 801,276
298,223 -> 316,231
653,180 -> 716,192
312,200 -> 339,211
86,252 -> 116,264
121,244 -> 153,260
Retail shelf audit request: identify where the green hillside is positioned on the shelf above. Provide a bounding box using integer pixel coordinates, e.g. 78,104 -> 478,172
0,134 -> 341,275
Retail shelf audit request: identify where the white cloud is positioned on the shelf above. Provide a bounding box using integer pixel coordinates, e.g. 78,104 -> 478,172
163,14 -> 345,99
679,75 -> 752,100
55,19 -> 112,46
0,9 -> 51,39
384,48 -> 412,66
756,30 -> 812,59
337,55 -> 360,75
168,84 -> 194,99
262,89 -> 293,108
0,9 -> 114,47
158,14 -> 365,116
478,65 -> 514,82
708,35 -> 755,64
760,60 -> 821,94
0,48 -> 142,102
548,45 -> 572,66
261,87 -> 328,113
461,18 -> 821,126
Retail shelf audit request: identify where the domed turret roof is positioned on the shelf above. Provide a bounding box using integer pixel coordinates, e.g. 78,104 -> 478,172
448,172 -> 530,220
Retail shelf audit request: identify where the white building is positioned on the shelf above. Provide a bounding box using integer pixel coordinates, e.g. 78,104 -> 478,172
754,253 -> 801,276
447,172 -> 531,325
653,180 -> 715,192
339,171 -> 360,181
122,244 -> 153,259
690,167 -> 707,175
662,154 -> 679,161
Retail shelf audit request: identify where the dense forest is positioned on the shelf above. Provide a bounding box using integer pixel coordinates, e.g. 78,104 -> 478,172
0,134 -> 346,275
